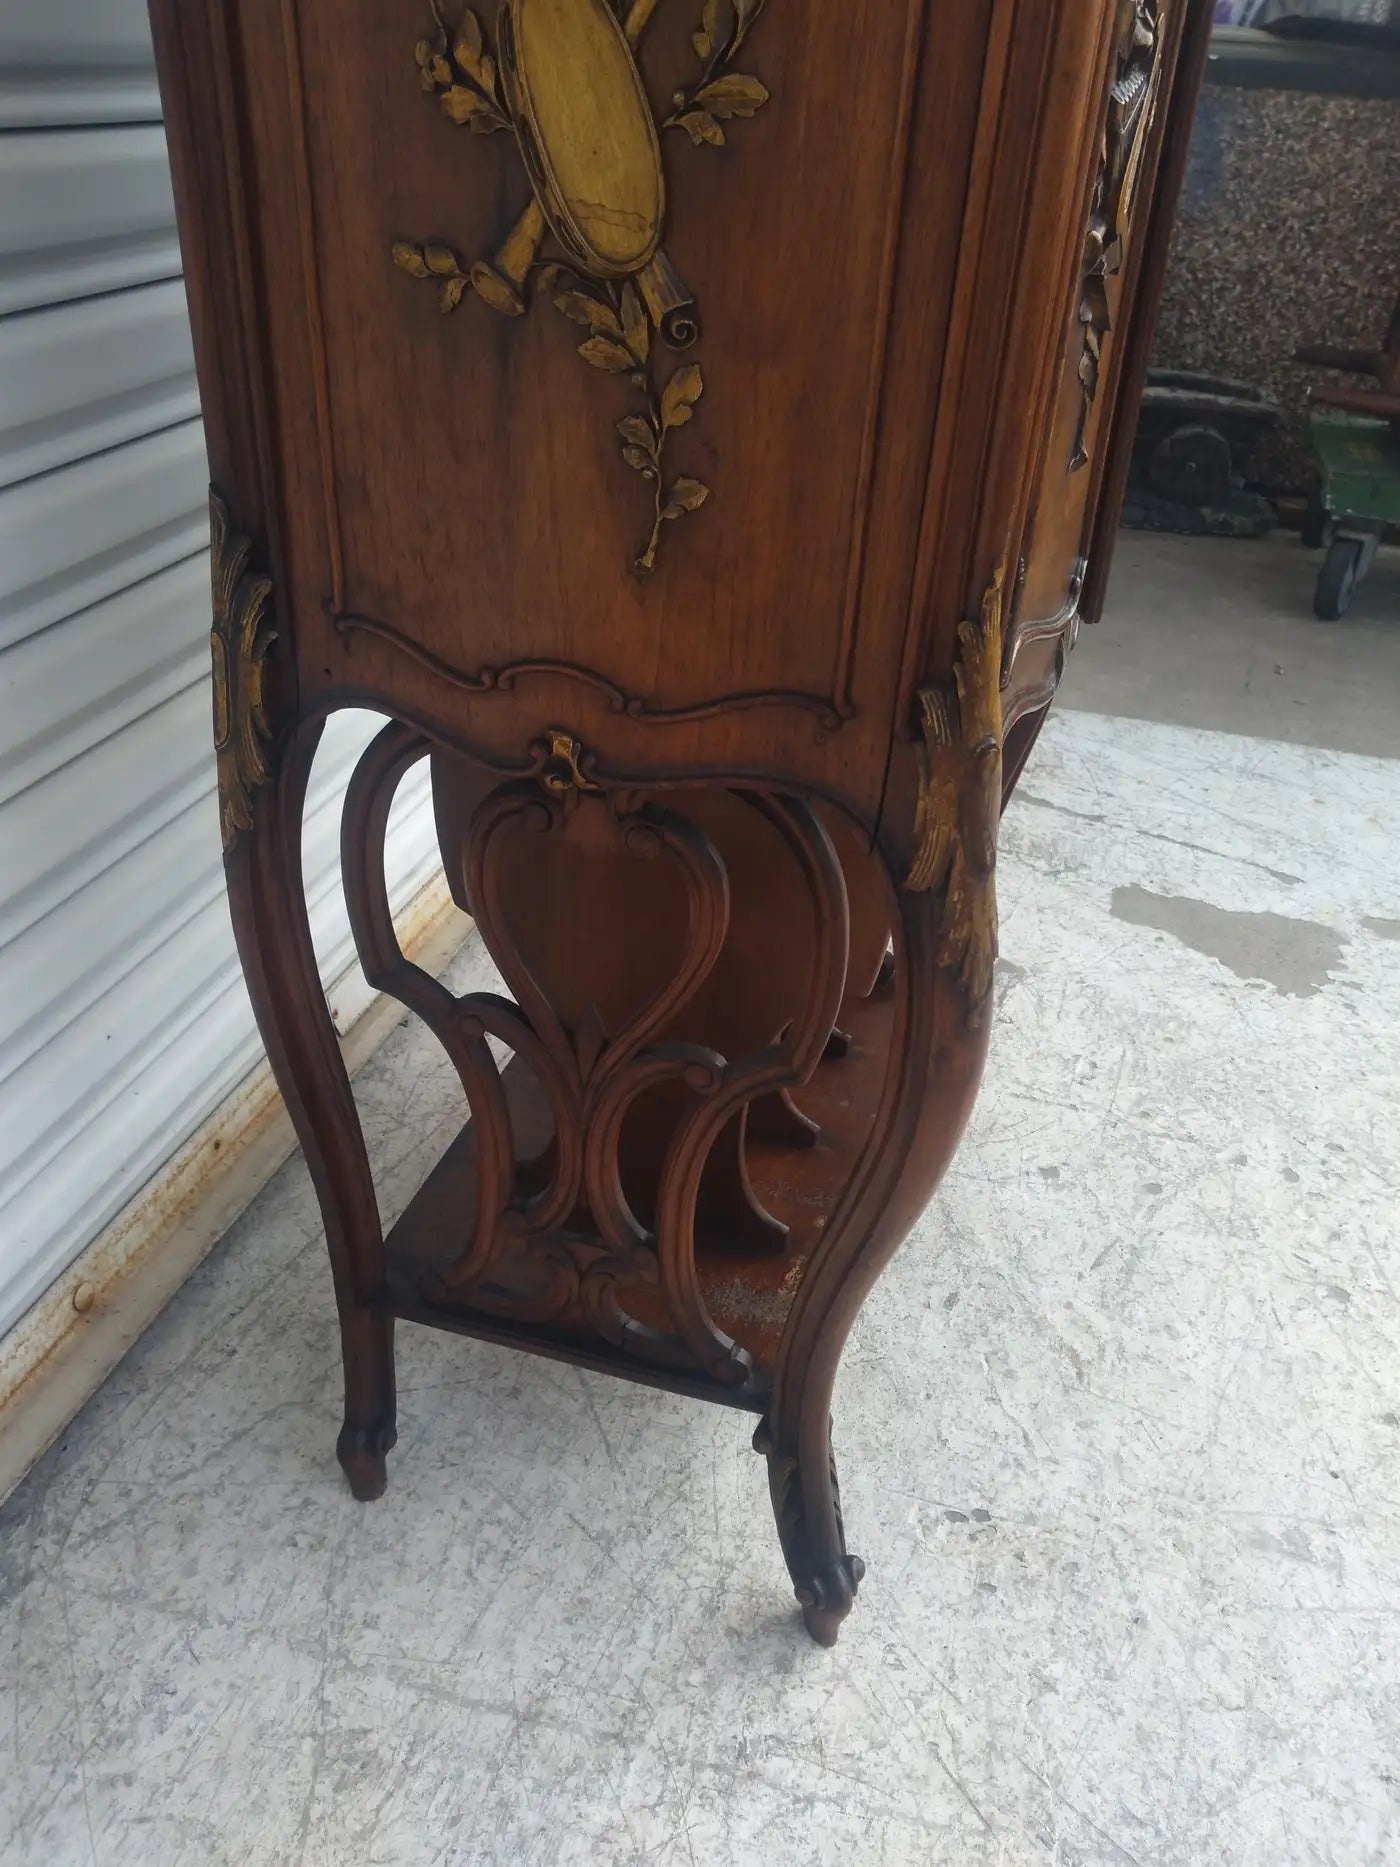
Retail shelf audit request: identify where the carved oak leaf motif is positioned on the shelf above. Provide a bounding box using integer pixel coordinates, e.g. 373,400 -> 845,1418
906,564 -> 1005,1007
392,238 -> 471,313
415,3 -> 510,131
666,0 -> 771,149
209,490 -> 277,853
670,71 -> 769,146
683,0 -> 768,77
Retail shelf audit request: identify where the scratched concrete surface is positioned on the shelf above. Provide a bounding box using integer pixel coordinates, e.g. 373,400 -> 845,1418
4,684 -> 1400,1862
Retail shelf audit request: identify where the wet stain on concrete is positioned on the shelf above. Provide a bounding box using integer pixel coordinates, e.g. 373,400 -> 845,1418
1110,886 -> 1347,998
1362,915 -> 1400,942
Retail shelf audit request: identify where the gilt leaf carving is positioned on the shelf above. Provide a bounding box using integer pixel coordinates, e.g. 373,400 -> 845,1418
906,564 -> 1006,1008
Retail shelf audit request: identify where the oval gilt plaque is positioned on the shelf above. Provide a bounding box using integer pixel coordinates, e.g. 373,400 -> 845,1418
505,0 -> 664,278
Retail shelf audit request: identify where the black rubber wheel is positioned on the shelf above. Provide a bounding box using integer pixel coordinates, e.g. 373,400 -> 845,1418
1313,536 -> 1362,621
1148,423 -> 1233,507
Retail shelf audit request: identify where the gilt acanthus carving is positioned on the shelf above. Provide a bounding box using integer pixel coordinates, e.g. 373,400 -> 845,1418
392,0 -> 770,574
1071,0 -> 1162,471
905,564 -> 1005,1007
209,489 -> 277,852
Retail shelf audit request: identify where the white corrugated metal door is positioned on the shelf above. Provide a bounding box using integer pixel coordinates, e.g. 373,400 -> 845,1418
0,3 -> 440,1340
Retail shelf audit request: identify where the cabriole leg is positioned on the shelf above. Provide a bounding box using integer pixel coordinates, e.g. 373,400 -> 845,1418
763,553 -> 1008,1642
222,713 -> 396,1502
762,883 -> 994,1642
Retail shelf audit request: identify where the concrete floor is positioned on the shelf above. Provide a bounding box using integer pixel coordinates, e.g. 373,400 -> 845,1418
3,534 -> 1399,1866
1066,533 -> 1400,761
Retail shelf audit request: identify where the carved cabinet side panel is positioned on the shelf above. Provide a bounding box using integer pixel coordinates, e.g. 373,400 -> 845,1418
1070,1 -> 1164,476
1008,0 -> 1182,721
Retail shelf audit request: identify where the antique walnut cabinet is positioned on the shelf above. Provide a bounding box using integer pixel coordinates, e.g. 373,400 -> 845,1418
150,0 -> 1209,1641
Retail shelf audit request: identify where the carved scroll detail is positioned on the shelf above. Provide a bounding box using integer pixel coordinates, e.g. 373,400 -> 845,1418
330,610 -> 845,730
458,769 -> 742,1381
905,564 -> 1005,1006
209,489 -> 277,852
391,0 -> 771,573
1071,0 -> 1162,471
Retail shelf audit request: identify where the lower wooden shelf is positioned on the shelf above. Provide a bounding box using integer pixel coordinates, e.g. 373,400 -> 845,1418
379,985 -> 895,1409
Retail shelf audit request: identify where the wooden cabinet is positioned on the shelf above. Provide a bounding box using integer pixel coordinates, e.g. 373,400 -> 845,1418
151,0 -> 1208,1643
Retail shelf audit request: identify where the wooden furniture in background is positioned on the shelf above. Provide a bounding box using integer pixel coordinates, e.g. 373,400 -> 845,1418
1297,284 -> 1400,422
150,0 -> 1209,1643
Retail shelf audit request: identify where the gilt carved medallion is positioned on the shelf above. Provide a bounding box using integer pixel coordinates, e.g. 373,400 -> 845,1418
393,0 -> 771,574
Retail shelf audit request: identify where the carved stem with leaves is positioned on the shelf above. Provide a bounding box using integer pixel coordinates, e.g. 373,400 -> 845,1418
536,262 -> 710,573
663,0 -> 770,145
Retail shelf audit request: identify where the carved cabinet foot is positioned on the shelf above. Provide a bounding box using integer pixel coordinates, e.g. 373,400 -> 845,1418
336,1306 -> 398,1501
336,1422 -> 398,1502
799,1557 -> 867,1648
755,1414 -> 865,1646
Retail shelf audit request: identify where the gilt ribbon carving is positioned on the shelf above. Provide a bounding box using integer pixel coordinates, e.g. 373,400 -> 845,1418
209,490 -> 277,852
392,0 -> 770,573
905,564 -> 1005,1008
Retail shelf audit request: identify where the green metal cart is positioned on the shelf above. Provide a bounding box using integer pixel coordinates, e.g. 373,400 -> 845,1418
1302,408 -> 1400,622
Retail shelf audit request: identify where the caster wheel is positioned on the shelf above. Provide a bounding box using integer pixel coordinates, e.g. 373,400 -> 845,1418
1314,536 -> 1363,621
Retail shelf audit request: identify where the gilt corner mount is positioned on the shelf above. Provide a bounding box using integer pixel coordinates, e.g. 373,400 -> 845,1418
392,0 -> 771,574
906,563 -> 1006,1014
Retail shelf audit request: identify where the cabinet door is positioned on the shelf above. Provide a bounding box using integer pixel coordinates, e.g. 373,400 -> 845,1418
162,0 -> 1001,821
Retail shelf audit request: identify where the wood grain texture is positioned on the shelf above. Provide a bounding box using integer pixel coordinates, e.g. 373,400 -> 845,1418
149,0 -> 1209,1642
